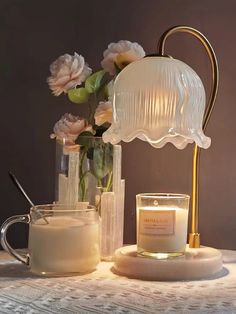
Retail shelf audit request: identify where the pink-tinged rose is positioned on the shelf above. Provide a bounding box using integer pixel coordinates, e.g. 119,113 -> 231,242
101,40 -> 145,75
51,113 -> 90,144
94,101 -> 113,126
47,53 -> 92,96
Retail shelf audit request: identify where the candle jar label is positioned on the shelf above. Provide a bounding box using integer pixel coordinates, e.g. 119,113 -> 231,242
139,209 -> 175,236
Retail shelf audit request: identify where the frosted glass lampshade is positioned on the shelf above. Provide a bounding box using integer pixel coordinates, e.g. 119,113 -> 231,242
102,57 -> 211,149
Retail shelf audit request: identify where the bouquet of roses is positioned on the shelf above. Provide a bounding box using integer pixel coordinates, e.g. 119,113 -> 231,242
47,40 -> 145,201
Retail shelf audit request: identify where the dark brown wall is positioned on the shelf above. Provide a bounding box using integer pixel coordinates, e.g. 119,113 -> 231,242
1,0 -> 235,249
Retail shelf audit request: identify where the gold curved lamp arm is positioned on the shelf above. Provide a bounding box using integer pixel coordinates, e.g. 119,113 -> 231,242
158,25 -> 219,248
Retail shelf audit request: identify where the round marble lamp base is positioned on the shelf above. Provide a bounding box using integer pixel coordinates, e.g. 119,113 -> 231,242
113,245 -> 223,281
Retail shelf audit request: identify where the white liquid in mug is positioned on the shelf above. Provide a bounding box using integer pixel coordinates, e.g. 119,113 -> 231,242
28,216 -> 100,275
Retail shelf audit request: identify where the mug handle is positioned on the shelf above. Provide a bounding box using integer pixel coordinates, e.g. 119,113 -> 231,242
0,214 -> 31,265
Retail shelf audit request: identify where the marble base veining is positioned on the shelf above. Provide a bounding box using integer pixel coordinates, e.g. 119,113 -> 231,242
113,245 -> 223,281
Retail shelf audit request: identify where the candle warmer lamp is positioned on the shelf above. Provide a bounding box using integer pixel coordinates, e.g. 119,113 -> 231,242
103,26 -> 223,280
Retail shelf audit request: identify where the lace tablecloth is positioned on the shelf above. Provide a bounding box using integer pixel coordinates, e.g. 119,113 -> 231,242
0,250 -> 236,313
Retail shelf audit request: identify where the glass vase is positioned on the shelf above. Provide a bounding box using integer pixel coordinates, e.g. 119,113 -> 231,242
55,136 -> 125,260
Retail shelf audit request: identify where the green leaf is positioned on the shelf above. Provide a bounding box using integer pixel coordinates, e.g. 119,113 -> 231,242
95,126 -> 108,137
68,88 -> 89,104
79,131 -> 94,137
75,132 -> 94,147
114,62 -> 121,75
91,142 -> 113,180
87,147 -> 94,160
104,84 -> 109,99
85,70 -> 106,93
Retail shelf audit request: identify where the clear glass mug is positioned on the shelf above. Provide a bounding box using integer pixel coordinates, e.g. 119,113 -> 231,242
136,193 -> 190,259
0,204 -> 100,276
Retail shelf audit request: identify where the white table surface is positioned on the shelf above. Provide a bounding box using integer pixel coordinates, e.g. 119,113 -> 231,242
0,249 -> 236,313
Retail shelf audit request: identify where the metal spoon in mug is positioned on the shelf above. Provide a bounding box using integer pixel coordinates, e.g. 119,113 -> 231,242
8,171 -> 49,224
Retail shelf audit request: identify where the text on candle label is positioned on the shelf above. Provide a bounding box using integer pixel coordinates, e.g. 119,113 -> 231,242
139,209 -> 175,235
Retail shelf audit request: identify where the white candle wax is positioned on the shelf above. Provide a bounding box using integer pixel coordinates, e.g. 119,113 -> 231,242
137,206 -> 188,254
28,216 -> 100,274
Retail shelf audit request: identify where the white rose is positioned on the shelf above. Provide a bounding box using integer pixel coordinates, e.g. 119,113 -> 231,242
47,53 -> 92,96
101,40 -> 145,75
94,101 -> 113,126
51,113 -> 89,143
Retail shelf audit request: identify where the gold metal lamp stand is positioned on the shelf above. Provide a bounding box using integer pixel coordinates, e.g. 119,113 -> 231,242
158,26 -> 219,248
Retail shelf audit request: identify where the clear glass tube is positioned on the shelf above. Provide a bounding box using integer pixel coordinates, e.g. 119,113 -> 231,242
55,137 -> 113,208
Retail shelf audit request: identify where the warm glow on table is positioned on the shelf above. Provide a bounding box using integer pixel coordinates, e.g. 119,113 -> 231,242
0,250 -> 235,312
